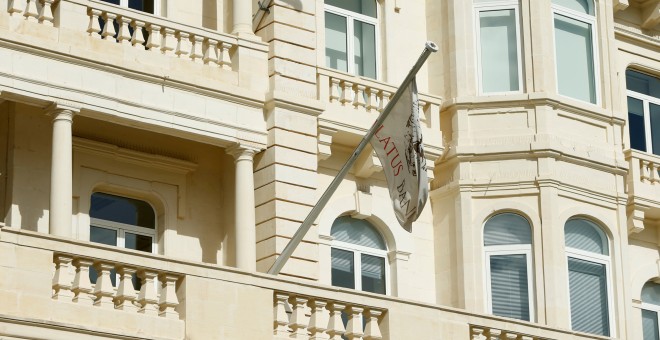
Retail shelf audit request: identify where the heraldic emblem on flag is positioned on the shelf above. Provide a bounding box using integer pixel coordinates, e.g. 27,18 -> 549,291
369,79 -> 428,232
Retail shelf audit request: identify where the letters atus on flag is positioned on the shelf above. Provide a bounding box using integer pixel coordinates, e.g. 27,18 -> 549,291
369,78 -> 428,232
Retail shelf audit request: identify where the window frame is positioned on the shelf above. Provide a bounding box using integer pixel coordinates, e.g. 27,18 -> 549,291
565,240 -> 615,336
324,2 -> 381,79
551,1 -> 600,105
473,0 -> 524,95
331,237 -> 390,295
90,217 -> 158,254
627,81 -> 660,155
101,0 -> 162,15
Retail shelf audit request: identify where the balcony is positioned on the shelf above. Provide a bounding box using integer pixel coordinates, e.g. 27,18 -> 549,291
1,225 -> 609,339
626,150 -> 660,233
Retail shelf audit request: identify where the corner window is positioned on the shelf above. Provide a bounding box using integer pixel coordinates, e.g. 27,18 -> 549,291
626,70 -> 660,155
331,216 -> 388,294
642,281 -> 660,340
474,0 -> 523,94
324,0 -> 378,79
483,213 -> 534,321
101,0 -> 159,15
565,218 -> 612,336
552,0 -> 598,104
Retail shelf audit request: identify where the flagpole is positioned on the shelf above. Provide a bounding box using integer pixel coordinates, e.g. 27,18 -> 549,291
267,41 -> 438,275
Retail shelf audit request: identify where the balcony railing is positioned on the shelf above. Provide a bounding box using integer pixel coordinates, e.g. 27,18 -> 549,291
625,149 -> 660,232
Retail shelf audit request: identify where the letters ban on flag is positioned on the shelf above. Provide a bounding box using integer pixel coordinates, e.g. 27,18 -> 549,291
369,78 -> 428,232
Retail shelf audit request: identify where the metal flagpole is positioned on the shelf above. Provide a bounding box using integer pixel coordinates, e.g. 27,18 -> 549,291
267,41 -> 439,275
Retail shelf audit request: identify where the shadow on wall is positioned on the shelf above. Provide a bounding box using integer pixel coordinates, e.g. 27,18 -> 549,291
281,0 -> 303,11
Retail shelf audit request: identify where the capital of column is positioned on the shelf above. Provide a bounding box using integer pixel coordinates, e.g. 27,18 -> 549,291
46,102 -> 80,121
225,144 -> 260,162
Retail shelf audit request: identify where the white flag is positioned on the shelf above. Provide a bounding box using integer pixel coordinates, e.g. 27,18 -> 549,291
369,78 -> 428,232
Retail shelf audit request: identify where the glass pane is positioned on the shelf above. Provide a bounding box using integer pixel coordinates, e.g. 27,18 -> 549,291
568,257 -> 609,336
125,233 -> 153,253
554,14 -> 596,104
331,216 -> 386,250
490,254 -> 530,321
553,0 -> 593,15
102,0 -> 121,5
643,310 -> 660,340
565,219 -> 608,255
325,0 -> 377,18
626,70 -> 660,98
129,0 -> 155,13
484,213 -> 531,246
91,192 -> 155,229
325,12 -> 348,73
361,254 -> 386,294
651,103 -> 660,155
90,226 -> 118,246
331,248 -> 355,289
479,9 -> 520,93
629,97 -> 647,152
643,282 -> 660,306
354,21 -> 377,78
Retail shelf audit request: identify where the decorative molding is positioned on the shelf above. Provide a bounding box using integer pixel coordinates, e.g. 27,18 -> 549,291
642,1 -> 660,30
613,0 -> 629,13
318,126 -> 337,161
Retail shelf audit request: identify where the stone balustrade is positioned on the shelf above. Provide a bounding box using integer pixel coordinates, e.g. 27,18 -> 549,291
470,326 -> 544,340
7,0 -> 57,26
52,252 -> 182,319
273,291 -> 385,340
625,150 -> 660,233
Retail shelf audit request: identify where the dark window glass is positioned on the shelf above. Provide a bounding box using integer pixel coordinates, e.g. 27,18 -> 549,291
91,192 -> 155,228
628,96 -> 647,152
361,254 -> 385,294
331,248 -> 355,289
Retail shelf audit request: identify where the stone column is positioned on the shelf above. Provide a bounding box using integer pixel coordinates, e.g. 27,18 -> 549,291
232,0 -> 254,38
49,105 -> 76,237
227,144 -> 258,271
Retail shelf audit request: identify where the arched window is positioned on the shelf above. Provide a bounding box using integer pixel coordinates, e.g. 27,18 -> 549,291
641,281 -> 660,340
483,213 -> 534,321
565,218 -> 612,336
331,216 -> 388,294
324,0 -> 378,78
552,0 -> 598,104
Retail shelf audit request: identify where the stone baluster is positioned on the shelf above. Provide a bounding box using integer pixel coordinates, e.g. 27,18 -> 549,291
93,262 -> 116,308
505,333 -> 519,340
114,266 -> 138,312
365,87 -> 378,112
340,81 -> 353,106
471,327 -> 486,340
131,21 -> 146,47
345,306 -> 364,340
273,293 -> 291,336
378,91 -> 391,112
289,296 -> 309,339
116,16 -> 132,44
330,78 -> 341,103
161,28 -> 176,55
39,0 -> 56,25
175,31 -> 191,58
418,100 -> 428,122
146,24 -> 161,51
101,13 -> 117,41
87,9 -> 102,36
219,42 -> 232,70
23,0 -> 39,22
190,35 -> 204,63
327,303 -> 346,340
308,299 -> 329,340
489,329 -> 502,340
52,254 -> 75,301
204,39 -> 220,66
521,336 -> 533,340
71,258 -> 95,304
363,309 -> 382,340
353,85 -> 367,109
641,160 -> 651,182
8,0 -> 24,15
137,270 -> 159,316
158,273 -> 180,318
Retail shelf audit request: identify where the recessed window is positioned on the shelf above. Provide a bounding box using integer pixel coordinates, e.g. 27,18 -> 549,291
331,216 -> 388,294
626,70 -> 660,156
565,218 -> 612,336
641,281 -> 660,340
552,0 -> 598,104
483,213 -> 534,321
324,0 -> 378,79
474,0 -> 523,94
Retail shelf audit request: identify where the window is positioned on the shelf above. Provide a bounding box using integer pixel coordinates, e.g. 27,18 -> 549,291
324,0 -> 378,79
552,0 -> 598,104
474,0 -> 523,94
101,0 -> 159,14
89,192 -> 157,287
627,70 -> 660,155
642,281 -> 660,340
331,216 -> 388,294
565,218 -> 612,336
483,213 -> 534,321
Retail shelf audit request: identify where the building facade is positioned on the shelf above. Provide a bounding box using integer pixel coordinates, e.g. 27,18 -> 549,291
0,0 -> 658,339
